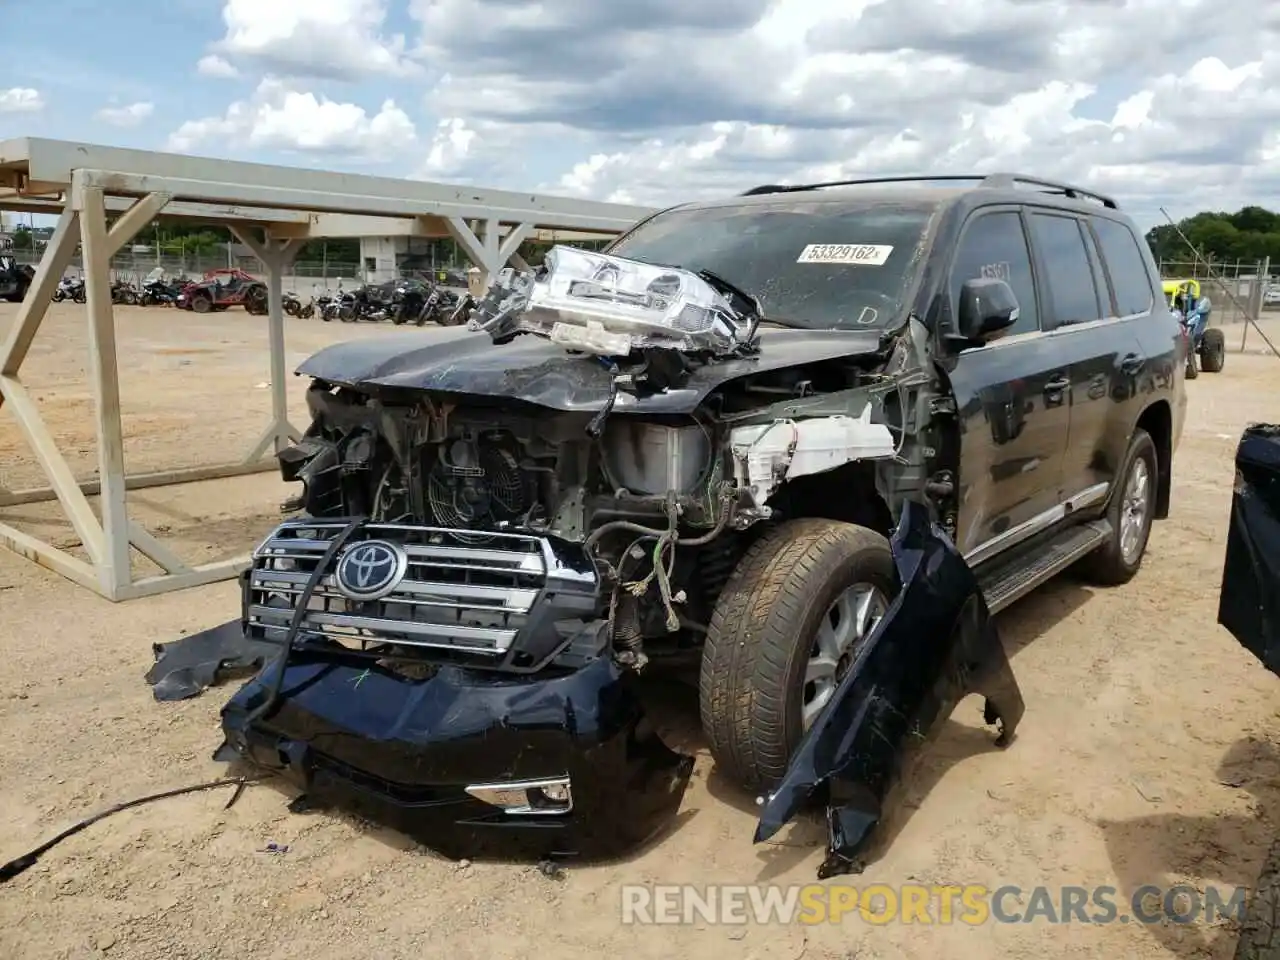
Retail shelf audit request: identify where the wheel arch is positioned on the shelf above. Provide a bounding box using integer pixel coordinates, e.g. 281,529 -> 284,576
1135,400 -> 1172,520
765,461 -> 895,538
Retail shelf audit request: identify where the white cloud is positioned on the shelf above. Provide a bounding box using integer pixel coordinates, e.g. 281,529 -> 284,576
0,87 -> 44,113
167,78 -> 416,158
167,0 -> 1280,229
197,54 -> 240,79
413,118 -> 477,178
213,0 -> 419,81
96,102 -> 155,127
397,0 -> 1280,228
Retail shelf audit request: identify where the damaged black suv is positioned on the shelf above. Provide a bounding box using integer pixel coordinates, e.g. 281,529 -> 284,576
220,173 -> 1185,865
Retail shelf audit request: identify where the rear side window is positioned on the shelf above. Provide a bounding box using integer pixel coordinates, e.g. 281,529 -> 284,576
1028,213 -> 1103,325
950,211 -> 1039,335
1091,217 -> 1155,316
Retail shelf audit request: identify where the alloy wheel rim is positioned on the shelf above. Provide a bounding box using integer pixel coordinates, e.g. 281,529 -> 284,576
802,582 -> 890,729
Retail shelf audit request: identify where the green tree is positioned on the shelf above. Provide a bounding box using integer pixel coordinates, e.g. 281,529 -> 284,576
1146,206 -> 1280,265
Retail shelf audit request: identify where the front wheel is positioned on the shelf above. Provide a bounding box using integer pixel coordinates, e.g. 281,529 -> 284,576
699,518 -> 896,793
1200,327 -> 1226,373
190,293 -> 212,314
1078,427 -> 1158,586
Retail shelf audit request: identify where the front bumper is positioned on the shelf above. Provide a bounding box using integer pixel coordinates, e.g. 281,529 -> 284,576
217,653 -> 694,860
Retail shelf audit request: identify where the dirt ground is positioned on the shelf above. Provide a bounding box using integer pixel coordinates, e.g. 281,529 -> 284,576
2,303 -> 1280,960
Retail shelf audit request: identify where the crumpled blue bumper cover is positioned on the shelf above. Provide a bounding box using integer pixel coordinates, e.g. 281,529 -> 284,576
756,500 -> 1027,878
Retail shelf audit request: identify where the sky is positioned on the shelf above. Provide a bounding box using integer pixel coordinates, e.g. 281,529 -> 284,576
3,0 -> 1280,233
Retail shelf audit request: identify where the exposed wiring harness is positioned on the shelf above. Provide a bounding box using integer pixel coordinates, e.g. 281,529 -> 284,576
592,485 -> 736,637
1,519 -> 376,885
245,516 -> 366,727
0,775 -> 264,884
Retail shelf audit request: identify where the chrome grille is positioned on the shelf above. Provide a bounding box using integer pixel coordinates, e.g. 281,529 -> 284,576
246,520 -> 567,657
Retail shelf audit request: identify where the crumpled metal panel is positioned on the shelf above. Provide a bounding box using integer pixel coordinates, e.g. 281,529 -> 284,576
1218,423 -> 1280,676
293,326 -> 884,413
755,499 -> 1026,878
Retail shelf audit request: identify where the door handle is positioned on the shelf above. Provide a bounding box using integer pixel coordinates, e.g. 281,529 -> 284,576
1044,375 -> 1071,394
1121,353 -> 1145,375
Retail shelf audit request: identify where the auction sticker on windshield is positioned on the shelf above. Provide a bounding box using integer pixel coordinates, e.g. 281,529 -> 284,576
796,244 -> 893,265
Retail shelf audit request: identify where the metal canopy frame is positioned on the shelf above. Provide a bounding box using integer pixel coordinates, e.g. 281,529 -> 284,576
0,137 -> 655,600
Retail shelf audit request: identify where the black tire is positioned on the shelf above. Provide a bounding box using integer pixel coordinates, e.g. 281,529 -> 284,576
1235,838 -> 1280,960
699,518 -> 896,792
190,293 -> 212,314
1200,327 -> 1226,373
1078,427 -> 1158,586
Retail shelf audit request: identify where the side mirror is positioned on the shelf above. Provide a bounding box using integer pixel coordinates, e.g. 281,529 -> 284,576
956,278 -> 1020,342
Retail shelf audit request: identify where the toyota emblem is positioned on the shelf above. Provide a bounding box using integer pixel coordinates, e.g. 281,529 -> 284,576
333,540 -> 408,601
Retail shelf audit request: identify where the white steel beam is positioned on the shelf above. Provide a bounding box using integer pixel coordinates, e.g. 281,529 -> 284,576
0,138 -> 659,600
2,193 -> 311,225
76,183 -> 135,594
0,206 -> 109,565
3,137 -> 656,230
68,167 -> 645,233
229,225 -> 304,459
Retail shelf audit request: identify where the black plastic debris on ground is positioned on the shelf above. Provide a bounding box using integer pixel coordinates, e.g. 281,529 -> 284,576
146,620 -> 277,701
755,499 -> 1026,879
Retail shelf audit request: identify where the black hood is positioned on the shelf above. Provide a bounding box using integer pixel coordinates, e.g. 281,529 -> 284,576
295,327 -> 885,414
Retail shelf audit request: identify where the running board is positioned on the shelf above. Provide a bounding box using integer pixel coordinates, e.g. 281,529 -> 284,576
977,520 -> 1112,615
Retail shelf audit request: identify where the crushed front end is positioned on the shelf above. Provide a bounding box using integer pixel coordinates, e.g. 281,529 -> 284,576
219,508 -> 695,858
215,245 -> 932,863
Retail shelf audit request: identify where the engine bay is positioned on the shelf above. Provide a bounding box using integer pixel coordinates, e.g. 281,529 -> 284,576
268,371 -> 902,669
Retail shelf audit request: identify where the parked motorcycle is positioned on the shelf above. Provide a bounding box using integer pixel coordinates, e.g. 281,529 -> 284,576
390,279 -> 429,325
444,292 -> 475,327
51,276 -> 86,303
140,278 -> 180,306
110,280 -> 140,305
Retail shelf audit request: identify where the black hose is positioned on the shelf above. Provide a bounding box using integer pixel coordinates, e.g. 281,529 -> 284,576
245,517 -> 365,726
583,488 -> 736,554
0,775 -> 264,884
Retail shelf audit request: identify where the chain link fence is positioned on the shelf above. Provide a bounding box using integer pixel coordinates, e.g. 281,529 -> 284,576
1156,258 -> 1277,324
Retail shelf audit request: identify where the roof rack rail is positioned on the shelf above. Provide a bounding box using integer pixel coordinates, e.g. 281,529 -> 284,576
738,173 -> 1119,209
739,175 -> 990,196
976,173 -> 1118,209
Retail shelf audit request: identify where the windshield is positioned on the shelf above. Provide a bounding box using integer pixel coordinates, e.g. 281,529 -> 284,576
607,199 -> 938,330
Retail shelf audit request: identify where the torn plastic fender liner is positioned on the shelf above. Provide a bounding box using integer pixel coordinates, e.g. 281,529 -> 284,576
1218,423 -> 1280,677
146,619 -> 277,702
216,652 -> 694,862
755,499 -> 1026,879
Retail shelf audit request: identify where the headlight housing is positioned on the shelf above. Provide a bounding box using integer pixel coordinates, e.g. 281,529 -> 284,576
468,245 -> 756,357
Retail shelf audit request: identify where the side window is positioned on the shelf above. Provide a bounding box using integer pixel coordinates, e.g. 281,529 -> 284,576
1028,213 -> 1102,325
951,211 -> 1038,335
1079,223 -> 1115,316
1091,217 -> 1155,316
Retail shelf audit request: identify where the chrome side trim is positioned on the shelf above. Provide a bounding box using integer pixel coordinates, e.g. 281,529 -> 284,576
965,504 -> 1064,567
965,482 -> 1112,568
1064,482 -> 1109,513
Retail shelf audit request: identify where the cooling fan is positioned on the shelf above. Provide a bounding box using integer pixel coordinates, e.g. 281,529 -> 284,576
426,438 -> 532,539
